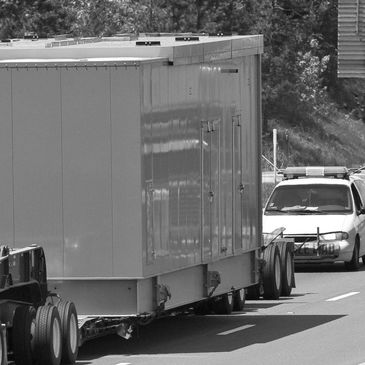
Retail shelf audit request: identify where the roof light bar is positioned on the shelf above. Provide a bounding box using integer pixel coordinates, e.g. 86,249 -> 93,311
283,166 -> 349,180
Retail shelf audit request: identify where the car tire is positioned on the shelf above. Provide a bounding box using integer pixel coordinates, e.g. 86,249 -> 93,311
263,244 -> 282,300
345,238 -> 360,271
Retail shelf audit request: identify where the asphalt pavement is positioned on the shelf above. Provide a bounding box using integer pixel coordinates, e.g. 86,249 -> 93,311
77,262 -> 365,365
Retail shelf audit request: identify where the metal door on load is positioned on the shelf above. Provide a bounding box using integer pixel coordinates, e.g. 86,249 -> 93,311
145,181 -> 169,264
201,119 -> 220,261
232,115 -> 244,252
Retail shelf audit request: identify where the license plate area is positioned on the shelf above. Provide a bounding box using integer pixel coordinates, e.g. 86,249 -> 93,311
295,242 -> 340,257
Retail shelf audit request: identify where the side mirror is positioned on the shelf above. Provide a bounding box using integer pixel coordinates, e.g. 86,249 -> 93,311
358,207 -> 365,215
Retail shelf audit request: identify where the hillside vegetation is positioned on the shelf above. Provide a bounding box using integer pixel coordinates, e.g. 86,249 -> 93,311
262,106 -> 365,169
1,0 -> 365,169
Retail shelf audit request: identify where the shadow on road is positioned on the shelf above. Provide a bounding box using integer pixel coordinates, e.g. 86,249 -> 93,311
243,302 -> 283,312
295,262 -> 365,273
78,312 -> 345,359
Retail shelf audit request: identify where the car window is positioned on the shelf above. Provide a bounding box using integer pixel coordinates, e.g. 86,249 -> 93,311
351,183 -> 363,211
265,184 -> 352,214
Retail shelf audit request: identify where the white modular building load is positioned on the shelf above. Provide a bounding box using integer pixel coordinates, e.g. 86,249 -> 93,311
0,34 -> 263,330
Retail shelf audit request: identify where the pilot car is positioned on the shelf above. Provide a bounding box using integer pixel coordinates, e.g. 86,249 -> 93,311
263,166 -> 365,270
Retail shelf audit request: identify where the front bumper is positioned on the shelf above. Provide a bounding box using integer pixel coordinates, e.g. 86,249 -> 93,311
294,239 -> 353,263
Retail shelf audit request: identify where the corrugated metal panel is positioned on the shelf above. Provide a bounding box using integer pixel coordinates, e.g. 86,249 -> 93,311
338,0 -> 365,78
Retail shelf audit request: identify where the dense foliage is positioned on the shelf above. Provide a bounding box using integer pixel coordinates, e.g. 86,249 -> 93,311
0,0 -> 363,166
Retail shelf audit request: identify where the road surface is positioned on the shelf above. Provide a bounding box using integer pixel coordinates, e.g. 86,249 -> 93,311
77,263 -> 365,365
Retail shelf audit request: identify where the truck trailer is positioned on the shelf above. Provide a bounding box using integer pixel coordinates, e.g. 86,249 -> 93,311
0,34 -> 294,364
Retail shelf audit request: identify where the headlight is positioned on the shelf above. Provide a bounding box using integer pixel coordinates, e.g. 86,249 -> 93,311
320,232 -> 349,241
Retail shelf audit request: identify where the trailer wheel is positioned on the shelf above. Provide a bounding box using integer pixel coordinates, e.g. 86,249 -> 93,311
212,293 -> 233,314
56,301 -> 79,364
12,305 -> 36,365
232,289 -> 245,311
263,244 -> 282,300
280,243 -> 295,296
246,284 -> 261,300
0,325 -> 6,365
34,305 -> 62,365
193,300 -> 211,315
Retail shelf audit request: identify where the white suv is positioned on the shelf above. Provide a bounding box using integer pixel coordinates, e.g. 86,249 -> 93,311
263,166 -> 365,270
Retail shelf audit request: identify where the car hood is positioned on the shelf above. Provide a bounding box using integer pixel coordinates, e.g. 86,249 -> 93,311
262,214 -> 350,235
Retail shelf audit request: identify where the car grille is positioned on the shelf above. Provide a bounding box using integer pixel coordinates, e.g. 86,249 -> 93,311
284,235 -> 317,243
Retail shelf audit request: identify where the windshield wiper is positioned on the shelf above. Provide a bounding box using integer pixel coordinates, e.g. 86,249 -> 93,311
287,208 -> 325,214
265,208 -> 289,214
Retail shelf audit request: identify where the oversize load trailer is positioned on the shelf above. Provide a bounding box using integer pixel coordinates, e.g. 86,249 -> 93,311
0,34 -> 292,349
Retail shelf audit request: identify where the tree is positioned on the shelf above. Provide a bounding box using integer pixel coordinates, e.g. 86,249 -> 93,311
0,0 -> 75,38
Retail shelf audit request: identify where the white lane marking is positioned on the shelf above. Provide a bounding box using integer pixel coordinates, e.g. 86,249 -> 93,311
217,324 -> 255,335
326,291 -> 360,302
115,363 -> 131,365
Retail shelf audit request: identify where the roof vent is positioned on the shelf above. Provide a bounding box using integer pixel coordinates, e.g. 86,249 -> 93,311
175,36 -> 199,41
209,32 -> 232,37
136,41 -> 161,46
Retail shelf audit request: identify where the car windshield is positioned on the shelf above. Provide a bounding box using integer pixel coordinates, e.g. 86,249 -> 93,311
265,184 -> 353,214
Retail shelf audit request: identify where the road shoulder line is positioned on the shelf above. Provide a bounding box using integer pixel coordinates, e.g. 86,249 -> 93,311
326,291 -> 360,302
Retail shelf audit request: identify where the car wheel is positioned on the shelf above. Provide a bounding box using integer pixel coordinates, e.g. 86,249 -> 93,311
345,238 -> 360,271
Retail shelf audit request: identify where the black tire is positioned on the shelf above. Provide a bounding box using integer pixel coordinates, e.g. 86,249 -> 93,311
12,305 -> 36,365
56,301 -> 79,364
34,305 -> 62,365
246,284 -> 261,300
193,300 -> 211,315
263,244 -> 282,300
232,289 -> 245,311
212,293 -> 233,314
0,325 -> 6,365
345,238 -> 360,271
280,243 -> 295,296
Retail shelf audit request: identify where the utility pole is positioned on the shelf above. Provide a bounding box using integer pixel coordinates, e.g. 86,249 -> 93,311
273,128 -> 277,185
285,129 -> 289,165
